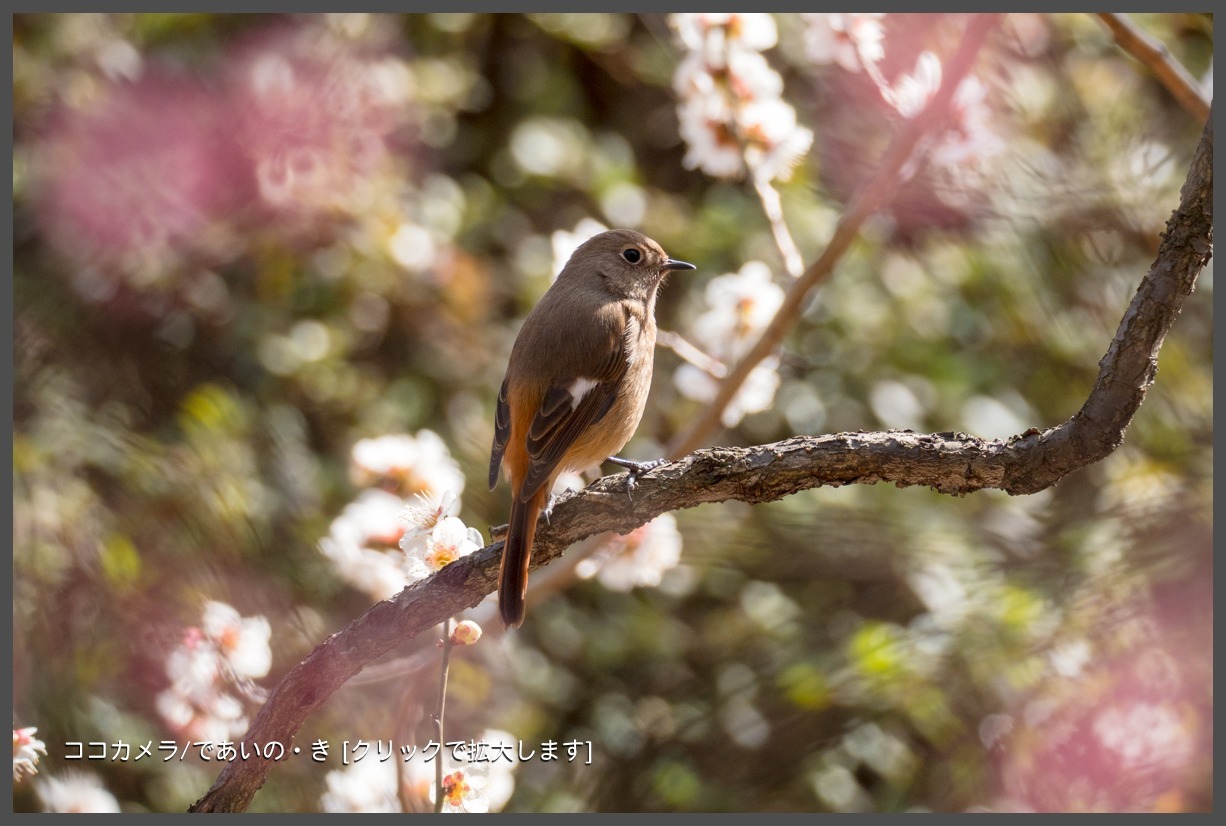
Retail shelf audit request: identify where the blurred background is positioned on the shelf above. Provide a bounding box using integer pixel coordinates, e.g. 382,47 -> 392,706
11,13 -> 1212,812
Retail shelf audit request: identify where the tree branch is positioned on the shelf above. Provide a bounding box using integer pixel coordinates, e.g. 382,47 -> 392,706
188,80 -> 1212,824
1096,13 -> 1211,122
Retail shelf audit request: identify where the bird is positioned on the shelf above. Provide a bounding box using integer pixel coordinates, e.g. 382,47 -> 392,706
489,229 -> 695,628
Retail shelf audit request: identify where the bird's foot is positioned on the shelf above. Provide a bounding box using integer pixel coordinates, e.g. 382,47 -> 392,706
606,456 -> 666,501
541,492 -> 557,524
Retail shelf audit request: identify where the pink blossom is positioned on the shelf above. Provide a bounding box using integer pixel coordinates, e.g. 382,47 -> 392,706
224,25 -> 411,231
34,74 -> 248,281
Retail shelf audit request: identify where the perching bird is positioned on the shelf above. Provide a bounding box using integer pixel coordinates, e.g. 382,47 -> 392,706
489,229 -> 695,628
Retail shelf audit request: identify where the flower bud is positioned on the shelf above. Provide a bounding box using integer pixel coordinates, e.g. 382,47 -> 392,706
450,620 -> 483,646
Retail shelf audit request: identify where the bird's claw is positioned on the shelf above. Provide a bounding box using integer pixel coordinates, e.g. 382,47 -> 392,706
606,456 -> 666,503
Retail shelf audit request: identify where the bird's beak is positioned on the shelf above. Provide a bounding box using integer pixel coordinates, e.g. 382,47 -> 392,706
663,258 -> 696,271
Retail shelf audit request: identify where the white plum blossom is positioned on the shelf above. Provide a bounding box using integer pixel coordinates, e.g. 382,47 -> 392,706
14,727 -> 47,781
673,260 -> 786,427
320,487 -> 411,601
157,628 -> 224,723
676,100 -> 743,179
37,772 -> 122,813
674,48 -> 783,104
320,756 -> 401,813
931,75 -> 1004,167
690,261 -> 786,359
350,433 -> 412,482
350,430 -> 466,500
399,490 -> 461,556
801,15 -> 1003,169
430,731 -> 521,813
155,601 -> 272,744
891,51 -> 943,118
675,358 -> 782,428
888,52 -> 1003,166
330,430 -> 470,599
674,13 -> 778,56
439,767 -> 491,813
155,685 -> 248,745
748,103 -> 822,182
670,13 -> 813,182
317,722 -> 518,814
392,752 -> 494,813
576,513 -> 683,592
403,515 -> 484,583
802,13 -> 886,72
471,729 -> 521,812
201,600 -> 272,681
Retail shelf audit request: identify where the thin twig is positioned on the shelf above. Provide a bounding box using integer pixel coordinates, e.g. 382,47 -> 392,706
1096,13 -> 1211,122
751,171 -> 805,278
433,617 -> 453,814
667,14 -> 1004,459
392,669 -> 428,813
657,329 -> 728,378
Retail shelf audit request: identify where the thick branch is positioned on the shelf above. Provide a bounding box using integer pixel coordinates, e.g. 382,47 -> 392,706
188,87 -> 1212,822
1096,13 -> 1211,122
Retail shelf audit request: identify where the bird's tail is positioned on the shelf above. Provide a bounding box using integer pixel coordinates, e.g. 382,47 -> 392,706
498,486 -> 546,629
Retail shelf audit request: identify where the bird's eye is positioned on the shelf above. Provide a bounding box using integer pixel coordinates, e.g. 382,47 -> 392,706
621,248 -> 642,264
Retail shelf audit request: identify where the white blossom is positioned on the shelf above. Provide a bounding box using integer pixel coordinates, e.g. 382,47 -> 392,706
577,513 -> 683,592
674,359 -> 781,428
399,490 -> 461,557
202,600 -> 272,680
472,729 -> 520,812
156,602 -> 271,743
321,757 -> 401,813
674,13 -> 777,54
37,772 -> 121,813
889,52 -> 1004,167
802,13 -> 886,72
891,51 -> 943,118
670,13 -> 811,183
350,430 -> 466,500
692,261 -> 785,357
14,727 -> 47,781
404,515 -> 484,583
320,488 -> 410,600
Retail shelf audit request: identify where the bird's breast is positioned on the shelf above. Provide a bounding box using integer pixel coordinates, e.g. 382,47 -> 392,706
560,310 -> 656,472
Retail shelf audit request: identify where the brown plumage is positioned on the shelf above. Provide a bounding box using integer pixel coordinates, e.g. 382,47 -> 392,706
489,229 -> 695,628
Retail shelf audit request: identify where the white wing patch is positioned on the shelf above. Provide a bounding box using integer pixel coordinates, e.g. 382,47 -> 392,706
567,377 -> 600,410
623,316 -> 639,366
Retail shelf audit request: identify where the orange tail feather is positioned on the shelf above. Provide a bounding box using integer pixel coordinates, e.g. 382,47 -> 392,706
498,487 -> 547,628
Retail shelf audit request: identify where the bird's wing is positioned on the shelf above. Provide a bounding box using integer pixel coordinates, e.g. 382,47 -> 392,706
488,376 -> 512,490
519,310 -> 630,501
